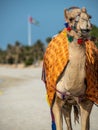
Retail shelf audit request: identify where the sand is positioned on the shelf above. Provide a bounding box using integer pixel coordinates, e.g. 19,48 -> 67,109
0,66 -> 98,130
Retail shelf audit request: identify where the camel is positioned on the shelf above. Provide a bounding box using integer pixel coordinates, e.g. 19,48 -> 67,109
52,7 -> 94,130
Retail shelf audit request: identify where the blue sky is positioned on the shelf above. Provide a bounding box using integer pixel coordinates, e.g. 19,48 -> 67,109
0,0 -> 98,49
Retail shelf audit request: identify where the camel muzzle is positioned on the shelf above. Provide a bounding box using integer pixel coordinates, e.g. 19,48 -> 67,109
80,29 -> 91,37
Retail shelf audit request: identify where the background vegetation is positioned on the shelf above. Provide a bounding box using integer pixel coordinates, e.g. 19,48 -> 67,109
0,25 -> 98,66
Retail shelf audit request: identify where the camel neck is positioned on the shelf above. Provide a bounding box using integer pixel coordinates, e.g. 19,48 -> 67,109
70,40 -> 86,50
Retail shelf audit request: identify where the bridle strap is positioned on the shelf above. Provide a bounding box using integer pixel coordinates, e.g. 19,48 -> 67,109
55,88 -> 71,99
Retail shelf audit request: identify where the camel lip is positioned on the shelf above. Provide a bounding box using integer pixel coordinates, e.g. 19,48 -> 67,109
81,29 -> 90,33
80,29 -> 90,37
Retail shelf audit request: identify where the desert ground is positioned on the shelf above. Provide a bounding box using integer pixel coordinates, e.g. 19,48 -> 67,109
0,66 -> 98,130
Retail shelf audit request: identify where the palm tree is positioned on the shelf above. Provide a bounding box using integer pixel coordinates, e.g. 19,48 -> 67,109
6,43 -> 14,64
33,40 -> 45,62
14,41 -> 22,65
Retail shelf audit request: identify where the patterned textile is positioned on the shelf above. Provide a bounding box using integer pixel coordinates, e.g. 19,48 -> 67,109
42,29 -> 98,106
86,41 -> 98,104
43,29 -> 69,106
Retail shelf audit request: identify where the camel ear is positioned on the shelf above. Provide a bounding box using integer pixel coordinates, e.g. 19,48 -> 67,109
64,9 -> 69,21
81,7 -> 87,13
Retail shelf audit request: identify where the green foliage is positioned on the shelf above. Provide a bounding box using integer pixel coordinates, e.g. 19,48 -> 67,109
90,25 -> 98,37
24,58 -> 34,66
46,37 -> 52,44
7,57 -> 14,64
0,39 -> 45,66
90,25 -> 98,47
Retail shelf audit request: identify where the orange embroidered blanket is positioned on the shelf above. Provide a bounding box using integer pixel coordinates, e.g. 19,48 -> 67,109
85,41 -> 98,105
42,29 -> 98,106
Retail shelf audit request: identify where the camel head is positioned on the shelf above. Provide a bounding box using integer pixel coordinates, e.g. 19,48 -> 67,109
64,7 -> 92,39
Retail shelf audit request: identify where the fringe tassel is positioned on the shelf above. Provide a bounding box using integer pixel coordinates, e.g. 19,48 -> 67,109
52,121 -> 56,130
50,108 -> 56,130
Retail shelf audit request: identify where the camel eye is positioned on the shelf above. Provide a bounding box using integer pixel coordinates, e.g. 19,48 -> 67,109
69,18 -> 74,22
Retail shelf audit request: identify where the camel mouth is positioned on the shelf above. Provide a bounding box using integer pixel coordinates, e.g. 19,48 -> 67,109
80,29 -> 90,36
